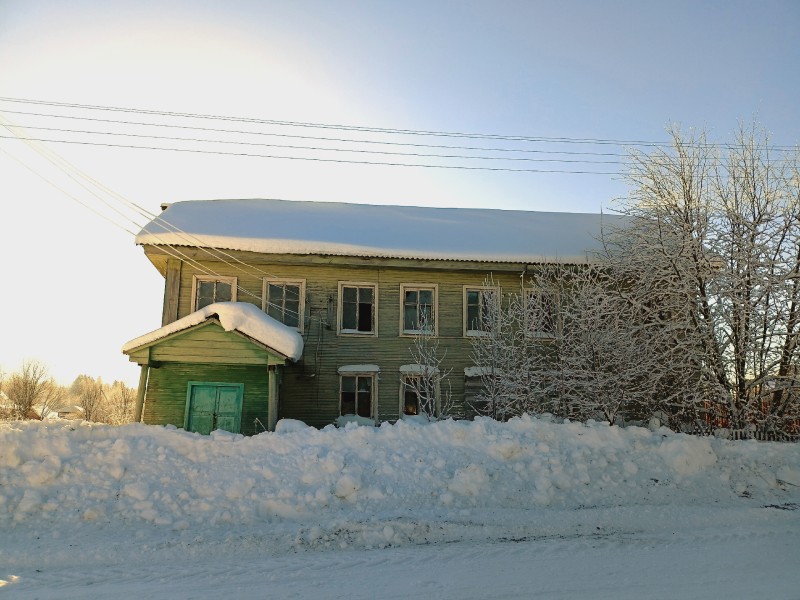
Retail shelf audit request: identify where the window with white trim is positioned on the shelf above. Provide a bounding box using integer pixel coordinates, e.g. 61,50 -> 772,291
193,276 -> 237,310
399,364 -> 440,419
339,283 -> 377,335
400,284 -> 437,335
339,373 -> 375,419
463,285 -> 500,336
263,279 -> 305,331
524,290 -> 557,336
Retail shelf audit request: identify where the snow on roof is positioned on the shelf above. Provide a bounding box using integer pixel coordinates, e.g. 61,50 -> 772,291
136,199 -> 627,264
122,302 -> 304,361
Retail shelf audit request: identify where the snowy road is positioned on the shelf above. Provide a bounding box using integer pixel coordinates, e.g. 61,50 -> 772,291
3,505 -> 798,599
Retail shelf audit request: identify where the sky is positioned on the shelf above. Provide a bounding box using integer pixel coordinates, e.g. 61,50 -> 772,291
1,0 -> 799,386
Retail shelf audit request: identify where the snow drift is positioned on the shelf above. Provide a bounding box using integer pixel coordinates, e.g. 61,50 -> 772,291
1,416 -> 797,543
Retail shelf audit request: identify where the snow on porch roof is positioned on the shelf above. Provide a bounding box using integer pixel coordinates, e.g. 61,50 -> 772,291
136,199 -> 628,264
122,302 -> 304,361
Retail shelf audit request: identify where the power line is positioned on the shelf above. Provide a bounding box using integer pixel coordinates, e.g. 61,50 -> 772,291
0,134 -> 623,174
3,96 -> 794,151
4,124 -> 626,165
0,108 -> 630,158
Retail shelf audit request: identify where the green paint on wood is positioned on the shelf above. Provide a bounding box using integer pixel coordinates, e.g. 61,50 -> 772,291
138,248 -> 544,427
144,363 -> 269,435
184,382 -> 243,434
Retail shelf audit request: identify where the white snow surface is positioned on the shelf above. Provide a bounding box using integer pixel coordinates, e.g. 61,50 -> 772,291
121,301 -> 304,360
1,417 -> 799,599
136,199 -> 628,263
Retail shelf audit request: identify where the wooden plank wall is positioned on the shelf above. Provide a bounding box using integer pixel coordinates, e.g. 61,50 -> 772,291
148,248 -> 530,427
144,363 -> 270,435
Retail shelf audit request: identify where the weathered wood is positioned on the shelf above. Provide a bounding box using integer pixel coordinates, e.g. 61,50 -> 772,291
127,321 -> 287,366
143,245 -> 535,273
161,258 -> 182,326
268,365 -> 278,432
143,363 -> 269,435
137,246 -> 538,428
133,364 -> 149,423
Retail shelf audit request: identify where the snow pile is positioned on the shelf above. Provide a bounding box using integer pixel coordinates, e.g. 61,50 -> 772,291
1,416 -> 798,544
122,301 -> 303,360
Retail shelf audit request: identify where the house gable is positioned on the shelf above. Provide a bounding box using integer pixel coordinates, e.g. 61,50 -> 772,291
124,320 -> 287,367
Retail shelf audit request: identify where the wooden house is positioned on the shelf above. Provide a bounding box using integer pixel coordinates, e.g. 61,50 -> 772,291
123,199 -> 623,434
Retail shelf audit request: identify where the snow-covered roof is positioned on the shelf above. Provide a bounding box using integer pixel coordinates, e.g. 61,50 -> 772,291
136,199 -> 627,264
122,302 -> 304,361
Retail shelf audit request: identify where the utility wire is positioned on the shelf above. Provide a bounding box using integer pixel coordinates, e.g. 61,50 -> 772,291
0,135 -> 622,174
5,124 -> 625,165
0,108 -> 630,158
1,117 -> 306,318
3,96 -> 795,151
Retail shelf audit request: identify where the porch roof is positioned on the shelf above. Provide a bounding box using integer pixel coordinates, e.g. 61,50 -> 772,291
122,302 -> 304,361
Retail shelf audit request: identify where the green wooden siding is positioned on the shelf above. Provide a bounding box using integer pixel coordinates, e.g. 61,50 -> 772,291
144,246 -> 535,427
143,363 -> 270,435
148,322 -> 278,365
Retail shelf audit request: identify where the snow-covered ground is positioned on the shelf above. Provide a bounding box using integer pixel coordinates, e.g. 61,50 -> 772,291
1,416 -> 798,599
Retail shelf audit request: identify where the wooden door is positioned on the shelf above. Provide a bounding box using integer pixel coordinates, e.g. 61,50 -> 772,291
185,382 -> 243,435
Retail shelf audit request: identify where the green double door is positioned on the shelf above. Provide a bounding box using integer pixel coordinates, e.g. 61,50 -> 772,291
185,382 -> 243,435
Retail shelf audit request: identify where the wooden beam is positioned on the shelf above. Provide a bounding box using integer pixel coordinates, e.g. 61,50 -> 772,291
161,258 -> 182,326
133,364 -> 149,423
268,365 -> 278,432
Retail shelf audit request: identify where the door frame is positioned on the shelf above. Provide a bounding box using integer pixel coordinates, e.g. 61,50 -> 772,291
184,381 -> 244,434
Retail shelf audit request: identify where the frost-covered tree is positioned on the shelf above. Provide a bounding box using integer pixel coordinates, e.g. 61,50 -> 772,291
470,124 -> 798,435
5,360 -> 64,420
404,312 -> 453,420
105,381 -> 136,425
471,265 -> 679,425
71,375 -> 105,422
616,124 -> 800,434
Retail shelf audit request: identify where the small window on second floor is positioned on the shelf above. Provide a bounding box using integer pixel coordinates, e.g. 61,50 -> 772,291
525,290 -> 557,336
463,285 -> 499,336
339,283 -> 377,335
401,285 -> 437,335
263,279 -> 305,331
193,276 -> 237,310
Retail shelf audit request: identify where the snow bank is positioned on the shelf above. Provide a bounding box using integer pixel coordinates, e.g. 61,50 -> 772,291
2,417 -> 797,539
122,301 -> 303,360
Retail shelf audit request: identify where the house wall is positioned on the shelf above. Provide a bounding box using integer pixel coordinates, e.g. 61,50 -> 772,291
147,247 -> 532,427
143,363 -> 270,435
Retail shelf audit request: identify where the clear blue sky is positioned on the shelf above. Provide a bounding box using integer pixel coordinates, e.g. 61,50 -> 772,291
1,0 -> 798,385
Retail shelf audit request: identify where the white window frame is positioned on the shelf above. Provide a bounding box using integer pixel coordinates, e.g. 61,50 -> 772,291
191,275 -> 238,311
399,284 -> 438,337
262,278 -> 306,333
463,285 -> 500,337
338,282 -> 379,337
338,366 -> 379,422
399,364 -> 440,418
523,289 -> 557,338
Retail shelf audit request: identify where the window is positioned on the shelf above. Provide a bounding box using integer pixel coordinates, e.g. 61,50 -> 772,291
400,375 -> 439,418
340,374 -> 375,419
263,279 -> 305,331
400,285 -> 437,335
193,276 -> 237,310
524,290 -> 557,336
399,365 -> 440,419
402,376 -> 422,416
339,283 -> 377,335
463,286 -> 499,336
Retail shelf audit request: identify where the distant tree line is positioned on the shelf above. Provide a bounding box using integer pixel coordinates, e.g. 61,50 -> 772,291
0,359 -> 135,424
471,124 -> 800,439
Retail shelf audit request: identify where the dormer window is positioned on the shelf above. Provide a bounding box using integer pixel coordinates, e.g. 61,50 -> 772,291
193,276 -> 237,310
263,279 -> 305,331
